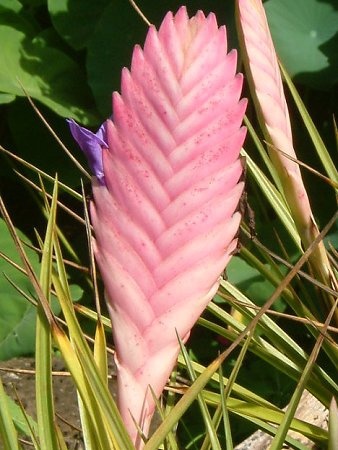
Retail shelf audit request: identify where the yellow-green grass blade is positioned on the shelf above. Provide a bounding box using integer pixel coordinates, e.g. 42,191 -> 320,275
280,64 -> 338,185
42,181 -> 115,449
74,304 -> 111,329
200,331 -> 253,450
233,246 -> 338,364
0,197 -> 59,448
94,319 -> 108,387
178,335 -> 222,450
0,391 -> 38,446
203,393 -> 328,446
200,316 -> 336,409
51,325 -> 113,450
178,355 -> 280,412
204,302 -> 337,405
0,377 -> 20,450
51,270 -> 134,449
77,392 -> 102,450
51,236 -> 117,449
243,150 -> 301,248
218,364 -> 233,450
35,177 -> 61,450
55,425 -> 68,450
328,397 -> 338,450
0,144 -> 82,201
218,282 -> 338,389
144,351 -> 233,450
84,187 -> 108,385
148,386 -> 179,450
269,304 -> 334,449
244,115 -> 281,191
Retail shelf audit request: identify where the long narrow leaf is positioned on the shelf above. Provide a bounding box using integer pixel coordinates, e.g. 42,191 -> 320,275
35,178 -> 60,450
0,377 -> 20,450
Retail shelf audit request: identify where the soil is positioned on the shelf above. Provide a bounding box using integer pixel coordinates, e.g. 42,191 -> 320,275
0,356 -> 117,450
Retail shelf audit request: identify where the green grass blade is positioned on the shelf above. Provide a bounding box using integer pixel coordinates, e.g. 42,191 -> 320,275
200,333 -> 253,450
94,319 -> 108,386
244,115 -> 281,190
0,377 -> 20,450
218,364 -> 233,450
280,64 -> 338,185
0,144 -> 82,201
51,259 -> 134,449
203,393 -> 327,446
149,386 -> 179,450
35,177 -> 60,450
144,351 -> 231,450
178,335 -> 222,450
243,150 -> 301,248
269,306 -> 333,449
328,397 -> 338,450
0,392 -> 38,445
214,284 -> 338,400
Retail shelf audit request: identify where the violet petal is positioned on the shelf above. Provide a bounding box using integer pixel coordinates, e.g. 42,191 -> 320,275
67,118 -> 107,184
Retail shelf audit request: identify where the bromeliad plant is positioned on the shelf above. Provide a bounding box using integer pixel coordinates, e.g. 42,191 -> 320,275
68,7 -> 246,444
0,1 -> 337,450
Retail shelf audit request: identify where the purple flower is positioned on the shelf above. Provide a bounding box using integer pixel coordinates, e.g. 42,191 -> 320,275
67,118 -> 108,184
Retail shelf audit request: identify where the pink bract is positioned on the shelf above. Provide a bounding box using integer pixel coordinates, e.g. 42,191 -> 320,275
74,6 -> 246,447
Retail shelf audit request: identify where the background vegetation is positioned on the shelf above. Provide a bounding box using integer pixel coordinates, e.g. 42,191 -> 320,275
0,0 -> 337,448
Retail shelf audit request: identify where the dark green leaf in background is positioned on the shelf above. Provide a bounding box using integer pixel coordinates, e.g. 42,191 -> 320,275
7,98 -> 89,187
0,218 -> 44,360
86,0 -> 148,117
265,0 -> 338,89
48,0 -> 110,50
0,93 -> 16,104
0,218 -> 83,361
227,256 -> 286,310
0,9 -> 99,124
0,0 -> 22,13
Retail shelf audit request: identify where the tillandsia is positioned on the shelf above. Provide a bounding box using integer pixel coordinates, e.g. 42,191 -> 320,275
68,6 -> 246,447
236,0 -> 337,320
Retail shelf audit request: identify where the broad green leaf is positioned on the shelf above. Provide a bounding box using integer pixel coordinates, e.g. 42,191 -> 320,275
0,10 -> 99,124
4,386 -> 38,438
0,219 -> 41,360
0,93 -> 15,104
227,256 -> 286,310
265,0 -> 338,88
0,217 -> 81,361
0,0 -> 21,13
48,0 -> 110,50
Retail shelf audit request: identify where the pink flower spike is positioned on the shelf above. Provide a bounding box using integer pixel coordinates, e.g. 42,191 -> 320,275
237,0 -> 335,302
71,6 -> 246,447
236,0 -> 314,236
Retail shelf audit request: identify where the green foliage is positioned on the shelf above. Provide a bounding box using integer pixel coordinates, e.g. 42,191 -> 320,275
0,217 -> 82,360
0,1 -> 337,449
0,4 -> 99,123
265,0 -> 338,88
48,0 -> 110,50
0,218 -> 43,360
